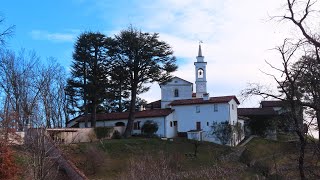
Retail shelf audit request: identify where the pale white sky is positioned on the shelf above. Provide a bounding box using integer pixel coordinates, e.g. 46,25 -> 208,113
135,0 -> 299,107
3,0 -> 314,107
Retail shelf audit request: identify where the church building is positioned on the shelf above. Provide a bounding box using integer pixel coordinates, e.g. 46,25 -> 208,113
67,44 -> 244,146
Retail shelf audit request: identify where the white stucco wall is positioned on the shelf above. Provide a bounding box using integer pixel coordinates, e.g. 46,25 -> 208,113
164,112 -> 176,138
172,103 -> 231,133
160,77 -> 192,108
228,99 -> 238,125
78,116 -> 167,137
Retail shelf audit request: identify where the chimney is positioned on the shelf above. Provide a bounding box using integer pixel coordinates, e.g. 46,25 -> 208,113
203,93 -> 209,100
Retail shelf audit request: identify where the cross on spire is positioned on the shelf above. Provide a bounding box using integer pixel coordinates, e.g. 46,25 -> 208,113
198,41 -> 203,57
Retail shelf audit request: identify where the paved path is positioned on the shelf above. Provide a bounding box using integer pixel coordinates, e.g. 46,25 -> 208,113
220,136 -> 258,161
239,135 -> 258,147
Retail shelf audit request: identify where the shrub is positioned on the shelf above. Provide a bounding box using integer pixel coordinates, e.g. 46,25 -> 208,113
141,121 -> 158,137
0,144 -> 18,179
88,131 -> 97,142
94,127 -> 113,139
212,122 -> 232,145
112,130 -> 122,139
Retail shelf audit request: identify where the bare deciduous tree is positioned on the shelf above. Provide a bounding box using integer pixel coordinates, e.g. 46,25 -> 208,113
0,15 -> 15,46
0,50 -> 68,129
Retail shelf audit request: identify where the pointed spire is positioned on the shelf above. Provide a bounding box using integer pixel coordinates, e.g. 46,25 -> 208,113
198,40 -> 203,57
198,44 -> 202,57
196,41 -> 204,62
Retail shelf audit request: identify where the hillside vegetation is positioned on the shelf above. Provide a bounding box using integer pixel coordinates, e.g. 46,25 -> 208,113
58,136 -> 318,179
7,136 -> 306,179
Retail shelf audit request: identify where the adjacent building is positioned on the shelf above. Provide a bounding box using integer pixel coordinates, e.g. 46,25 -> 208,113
67,44 -> 244,146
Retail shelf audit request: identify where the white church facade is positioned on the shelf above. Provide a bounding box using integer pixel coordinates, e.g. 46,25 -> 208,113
67,44 -> 244,146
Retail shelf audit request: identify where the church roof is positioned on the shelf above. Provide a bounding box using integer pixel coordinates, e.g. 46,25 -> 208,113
74,109 -> 174,122
238,107 -> 278,116
260,101 -> 286,108
169,96 -> 240,106
159,76 -> 193,85
146,100 -> 161,109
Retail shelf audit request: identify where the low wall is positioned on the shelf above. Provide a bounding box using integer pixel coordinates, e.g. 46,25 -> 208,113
48,126 -> 126,144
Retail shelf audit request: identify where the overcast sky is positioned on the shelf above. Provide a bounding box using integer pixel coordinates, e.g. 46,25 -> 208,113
1,0 -> 304,107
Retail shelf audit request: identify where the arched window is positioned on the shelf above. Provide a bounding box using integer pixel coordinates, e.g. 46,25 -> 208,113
174,89 -> 179,97
198,68 -> 204,78
115,122 -> 125,126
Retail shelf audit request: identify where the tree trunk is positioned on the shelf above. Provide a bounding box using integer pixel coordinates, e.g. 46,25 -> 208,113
316,110 -> 320,145
297,130 -> 306,180
84,67 -> 88,128
124,84 -> 137,138
292,103 -> 306,180
91,96 -> 97,128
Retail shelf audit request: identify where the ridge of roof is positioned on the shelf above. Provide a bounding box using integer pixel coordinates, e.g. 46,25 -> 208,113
159,76 -> 193,85
238,107 -> 278,116
169,95 -> 240,106
75,109 -> 174,122
146,100 -> 161,109
260,101 -> 286,108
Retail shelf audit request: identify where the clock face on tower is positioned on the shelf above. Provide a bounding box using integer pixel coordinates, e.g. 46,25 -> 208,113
198,84 -> 205,92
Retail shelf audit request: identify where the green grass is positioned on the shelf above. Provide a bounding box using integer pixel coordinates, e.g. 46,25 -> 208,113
61,136 -> 320,179
61,137 -> 234,179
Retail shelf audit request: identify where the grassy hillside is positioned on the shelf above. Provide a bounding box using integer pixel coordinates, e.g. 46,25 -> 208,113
61,137 -> 246,179
241,137 -> 320,179
58,136 -> 320,179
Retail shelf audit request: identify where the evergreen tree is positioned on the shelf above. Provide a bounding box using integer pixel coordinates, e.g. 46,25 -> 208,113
68,32 -> 110,127
108,26 -> 177,137
105,65 -> 130,112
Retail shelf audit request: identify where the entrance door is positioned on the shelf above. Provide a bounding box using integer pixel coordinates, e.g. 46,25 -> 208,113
196,122 -> 201,130
173,121 -> 178,137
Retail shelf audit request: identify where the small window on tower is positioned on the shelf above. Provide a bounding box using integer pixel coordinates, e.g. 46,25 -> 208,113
196,106 -> 200,113
198,68 -> 204,78
174,89 -> 179,97
214,104 -> 218,112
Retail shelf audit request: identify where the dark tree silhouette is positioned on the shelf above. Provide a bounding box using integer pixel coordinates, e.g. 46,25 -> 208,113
108,26 -> 177,137
68,32 -> 110,127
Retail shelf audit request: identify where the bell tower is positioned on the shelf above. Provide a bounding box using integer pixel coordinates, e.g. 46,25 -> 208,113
194,43 -> 207,98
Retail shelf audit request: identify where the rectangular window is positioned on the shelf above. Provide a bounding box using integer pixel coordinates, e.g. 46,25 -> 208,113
174,89 -> 179,97
232,104 -> 234,110
196,122 -> 201,130
214,104 -> 218,112
207,122 -> 209,126
196,106 -> 200,113
170,121 -> 173,127
133,121 -> 141,130
173,121 -> 177,126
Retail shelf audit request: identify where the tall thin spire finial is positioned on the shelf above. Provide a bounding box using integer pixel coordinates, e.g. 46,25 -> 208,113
198,40 -> 203,57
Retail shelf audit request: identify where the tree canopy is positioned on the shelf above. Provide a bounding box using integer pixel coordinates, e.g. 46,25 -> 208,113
66,27 -> 177,131
107,26 -> 177,137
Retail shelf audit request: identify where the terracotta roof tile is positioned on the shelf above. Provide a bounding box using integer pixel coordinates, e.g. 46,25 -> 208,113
146,100 -> 161,109
260,101 -> 286,108
75,109 -> 174,122
238,107 -> 278,116
169,95 -> 240,106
